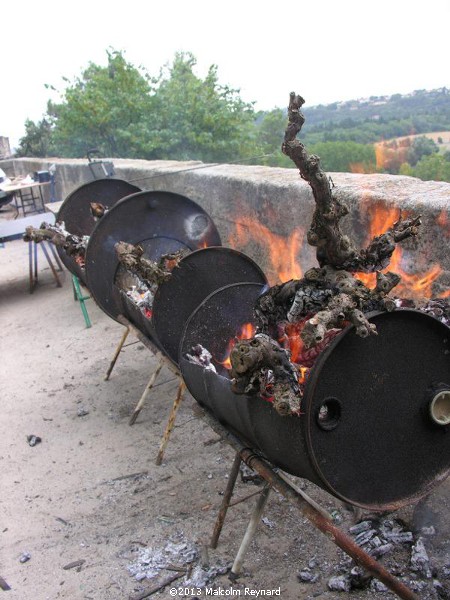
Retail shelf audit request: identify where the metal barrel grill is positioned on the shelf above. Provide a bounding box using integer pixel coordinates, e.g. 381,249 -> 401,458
58,180 -> 450,511
179,285 -> 450,511
56,178 -> 141,283
83,190 -> 243,358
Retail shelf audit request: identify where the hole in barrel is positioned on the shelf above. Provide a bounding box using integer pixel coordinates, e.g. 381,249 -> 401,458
317,397 -> 342,431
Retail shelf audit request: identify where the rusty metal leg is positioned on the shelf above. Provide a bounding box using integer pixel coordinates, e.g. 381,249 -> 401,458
210,452 -> 242,549
155,380 -> 186,465
104,326 -> 130,381
129,359 -> 164,426
230,484 -> 271,580
201,410 -> 419,600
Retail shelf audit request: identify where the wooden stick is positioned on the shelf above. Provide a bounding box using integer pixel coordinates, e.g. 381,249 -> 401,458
129,572 -> 184,600
230,484 -> 271,579
155,381 -> 186,465
210,452 -> 242,548
129,359 -> 164,426
105,325 -> 130,381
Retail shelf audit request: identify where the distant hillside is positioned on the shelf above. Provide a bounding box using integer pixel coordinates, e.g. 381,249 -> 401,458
301,88 -> 450,144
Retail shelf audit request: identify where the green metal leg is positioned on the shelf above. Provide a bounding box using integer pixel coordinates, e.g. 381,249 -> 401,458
72,274 -> 92,328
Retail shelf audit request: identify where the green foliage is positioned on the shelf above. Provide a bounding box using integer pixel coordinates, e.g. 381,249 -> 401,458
411,153 -> 450,181
16,118 -> 55,157
252,109 -> 292,167
301,88 -> 450,145
308,141 -> 376,173
406,136 -> 439,166
18,49 -> 257,163
146,52 -> 256,162
47,49 -> 154,158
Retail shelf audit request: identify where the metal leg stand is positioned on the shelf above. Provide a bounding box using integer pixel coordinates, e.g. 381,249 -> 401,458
155,380 -> 186,465
230,485 -> 271,580
201,408 -> 418,600
104,326 -> 130,381
210,452 -> 242,549
72,274 -> 92,328
129,358 -> 164,426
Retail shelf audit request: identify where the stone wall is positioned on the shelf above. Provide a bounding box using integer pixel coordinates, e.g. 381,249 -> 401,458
3,156 -> 450,297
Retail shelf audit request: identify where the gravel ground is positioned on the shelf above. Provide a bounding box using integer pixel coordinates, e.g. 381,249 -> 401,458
0,203 -> 449,600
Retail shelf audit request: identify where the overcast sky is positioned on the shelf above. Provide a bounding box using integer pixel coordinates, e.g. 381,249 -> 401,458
2,0 -> 449,149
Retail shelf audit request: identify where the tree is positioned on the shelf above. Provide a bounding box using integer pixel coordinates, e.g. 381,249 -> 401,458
308,141 -> 376,173
47,49 -> 154,158
17,50 -> 257,163
147,52 -> 256,162
406,136 -> 439,166
413,153 -> 450,182
252,109 -> 293,167
16,118 -> 55,157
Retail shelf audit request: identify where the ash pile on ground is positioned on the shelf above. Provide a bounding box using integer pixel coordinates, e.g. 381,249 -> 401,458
125,532 -> 230,593
297,512 -> 450,598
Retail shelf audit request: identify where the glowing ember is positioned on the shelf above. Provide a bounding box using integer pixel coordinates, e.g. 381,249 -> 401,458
279,320 -> 306,364
298,366 -> 309,385
74,255 -> 85,268
229,216 -> 303,283
219,322 -> 256,369
356,204 -> 443,299
279,319 -> 341,370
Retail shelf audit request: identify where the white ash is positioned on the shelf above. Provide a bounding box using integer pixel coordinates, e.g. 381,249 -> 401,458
261,516 -> 275,529
186,345 -> 217,373
297,569 -> 319,583
370,579 -> 388,593
349,520 -> 372,535
125,284 -> 155,312
127,536 -> 229,589
127,539 -> 198,581
184,563 -> 230,588
411,537 -> 432,579
327,575 -> 351,592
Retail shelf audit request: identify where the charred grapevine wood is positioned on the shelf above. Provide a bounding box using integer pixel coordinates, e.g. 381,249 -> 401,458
232,92 -> 425,414
282,92 -> 421,273
115,241 -> 185,287
254,92 -> 423,349
229,334 -> 301,416
90,202 -> 108,220
256,265 -> 399,345
23,221 -> 88,266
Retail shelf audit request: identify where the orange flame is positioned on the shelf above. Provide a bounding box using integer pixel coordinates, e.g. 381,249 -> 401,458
298,366 -> 309,385
437,210 -> 450,237
280,321 -> 305,364
229,217 -> 303,284
356,205 -> 444,300
219,322 -> 256,370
